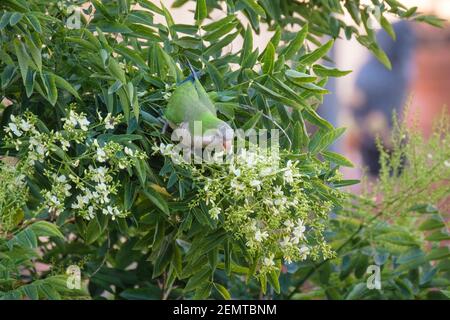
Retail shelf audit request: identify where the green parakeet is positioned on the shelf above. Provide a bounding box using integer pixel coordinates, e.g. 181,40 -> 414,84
164,73 -> 233,150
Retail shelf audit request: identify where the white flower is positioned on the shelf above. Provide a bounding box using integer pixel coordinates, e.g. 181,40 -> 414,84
230,179 -> 245,192
427,153 -> 433,159
66,111 -> 78,127
56,175 -> 67,183
280,236 -> 291,247
60,139 -> 70,151
209,207 -> 221,220
104,113 -> 115,129
263,255 -> 275,267
260,166 -> 273,177
19,119 -> 32,132
96,148 -> 107,162
102,205 -> 120,220
35,143 -> 46,156
444,160 -> 450,168
49,195 -> 60,206
299,245 -> 310,260
72,194 -> 88,209
78,116 -> 90,131
250,179 -> 262,191
273,186 -> 283,197
254,229 -> 269,242
124,146 -> 134,156
292,219 -> 306,243
284,219 -> 294,229
8,123 -> 22,136
283,168 -> 294,184
87,206 -> 95,219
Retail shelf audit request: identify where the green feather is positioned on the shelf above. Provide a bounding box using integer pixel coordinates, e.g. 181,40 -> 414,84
164,77 -> 229,135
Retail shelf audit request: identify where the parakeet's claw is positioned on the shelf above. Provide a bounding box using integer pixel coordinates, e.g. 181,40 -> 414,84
159,117 -> 169,135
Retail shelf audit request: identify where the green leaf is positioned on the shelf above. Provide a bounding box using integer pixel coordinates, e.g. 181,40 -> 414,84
1,65 -> 17,89
322,150 -> 354,167
369,44 -> 392,70
242,0 -> 266,18
13,39 -> 30,83
285,69 -> 316,83
308,128 -> 345,154
206,63 -> 224,91
331,179 -> 360,187
9,12 -> 23,26
137,0 -> 164,15
184,266 -> 211,292
25,69 -> 36,98
345,283 -> 368,300
143,188 -> 170,215
54,75 -> 81,100
203,22 -> 237,42
107,58 -> 126,83
204,31 -> 239,57
115,45 -> 149,71
120,287 -> 161,300
241,25 -> 253,64
267,270 -> 280,294
426,247 -> 450,261
214,283 -> 231,300
298,40 -> 333,66
91,0 -> 114,20
313,65 -> 351,77
426,230 -> 450,242
29,221 -> 64,238
85,218 -> 103,244
42,73 -> 58,106
0,13 -> 12,30
108,80 -> 123,94
380,16 -> 396,40
152,240 -> 173,278
397,248 -> 425,264
253,81 -> 303,110
408,204 -> 438,214
242,110 -> 262,130
292,116 -> 309,152
202,15 -> 236,31
195,0 -> 207,22
303,108 -> 334,130
22,284 -> 39,300
25,14 -> 42,33
282,23 -> 308,60
419,216 -> 445,231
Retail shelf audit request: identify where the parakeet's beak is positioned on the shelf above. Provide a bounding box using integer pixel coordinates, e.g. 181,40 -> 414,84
219,124 -> 234,152
223,139 -> 233,152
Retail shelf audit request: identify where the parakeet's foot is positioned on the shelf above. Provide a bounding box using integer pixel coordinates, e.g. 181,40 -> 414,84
160,118 -> 169,135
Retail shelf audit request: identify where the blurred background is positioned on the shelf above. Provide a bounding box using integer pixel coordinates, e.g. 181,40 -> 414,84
158,0 -> 450,180
328,0 -> 450,181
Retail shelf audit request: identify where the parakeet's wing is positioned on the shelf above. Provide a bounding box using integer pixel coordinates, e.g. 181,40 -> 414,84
164,80 -> 198,125
193,79 -> 216,114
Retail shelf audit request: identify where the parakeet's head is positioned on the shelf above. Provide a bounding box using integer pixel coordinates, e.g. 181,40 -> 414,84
202,121 -> 234,152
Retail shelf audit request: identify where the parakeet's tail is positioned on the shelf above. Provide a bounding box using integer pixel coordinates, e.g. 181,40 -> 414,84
187,60 -> 197,80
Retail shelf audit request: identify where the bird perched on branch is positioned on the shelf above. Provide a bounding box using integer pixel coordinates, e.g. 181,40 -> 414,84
164,63 -> 233,151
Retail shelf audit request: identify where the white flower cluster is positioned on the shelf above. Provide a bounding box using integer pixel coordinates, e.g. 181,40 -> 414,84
151,142 -> 189,164
4,110 -> 145,220
0,161 -> 29,232
191,149 -> 339,275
